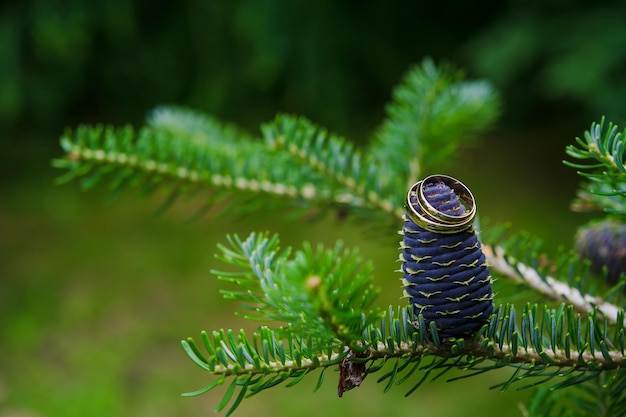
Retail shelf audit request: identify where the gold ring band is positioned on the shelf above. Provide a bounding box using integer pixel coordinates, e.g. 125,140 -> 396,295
406,174 -> 476,234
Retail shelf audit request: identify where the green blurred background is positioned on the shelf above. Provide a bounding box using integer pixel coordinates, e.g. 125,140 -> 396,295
2,1 -> 624,416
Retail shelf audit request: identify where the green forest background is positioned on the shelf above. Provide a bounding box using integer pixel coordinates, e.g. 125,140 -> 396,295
2,1 -> 625,416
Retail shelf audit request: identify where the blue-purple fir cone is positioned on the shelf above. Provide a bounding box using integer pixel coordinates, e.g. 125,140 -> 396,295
575,219 -> 626,284
402,175 -> 493,340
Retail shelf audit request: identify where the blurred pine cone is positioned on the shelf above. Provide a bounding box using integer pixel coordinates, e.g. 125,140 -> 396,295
575,219 -> 626,284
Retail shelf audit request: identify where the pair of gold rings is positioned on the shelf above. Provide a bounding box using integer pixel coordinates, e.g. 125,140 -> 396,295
405,174 -> 476,234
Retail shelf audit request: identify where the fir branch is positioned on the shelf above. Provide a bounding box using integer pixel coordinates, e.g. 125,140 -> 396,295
181,326 -> 343,417
183,303 -> 626,415
54,61 -> 626,416
362,304 -> 626,377
183,233 -> 626,415
483,245 -> 623,327
370,57 -> 500,185
146,105 -> 254,148
263,114 -> 403,219
521,370 -> 626,417
565,117 -> 626,214
52,109 -> 358,214
214,232 -> 380,342
53,62 -> 498,225
53,108 -> 407,222
570,184 -> 626,213
54,124 -> 271,193
182,326 -> 341,378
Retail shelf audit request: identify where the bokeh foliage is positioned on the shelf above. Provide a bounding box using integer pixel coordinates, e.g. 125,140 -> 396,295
3,1 -> 626,416
3,0 -> 626,146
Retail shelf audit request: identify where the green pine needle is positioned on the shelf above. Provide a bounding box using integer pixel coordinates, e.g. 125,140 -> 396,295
565,117 -> 626,213
370,57 -> 500,184
213,232 -> 381,342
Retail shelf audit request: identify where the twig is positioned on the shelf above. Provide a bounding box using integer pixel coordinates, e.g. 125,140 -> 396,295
483,245 -> 622,326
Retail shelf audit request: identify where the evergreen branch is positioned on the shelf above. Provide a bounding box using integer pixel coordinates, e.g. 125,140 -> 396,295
570,185 -> 626,213
184,234 -> 626,415
53,62 -> 499,226
146,105 -> 255,148
182,326 -> 341,378
522,370 -> 626,417
54,108 -> 407,222
55,61 -> 626,416
263,114 -> 403,220
565,117 -> 626,213
361,304 -> 626,378
52,109 -> 359,214
181,326 -> 343,417
183,303 -> 626,415
483,245 -> 624,327
370,57 -> 500,185
53,124 -> 278,195
214,232 -> 380,341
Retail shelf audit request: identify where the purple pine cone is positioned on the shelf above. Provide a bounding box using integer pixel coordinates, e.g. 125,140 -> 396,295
575,219 -> 626,284
402,176 -> 493,340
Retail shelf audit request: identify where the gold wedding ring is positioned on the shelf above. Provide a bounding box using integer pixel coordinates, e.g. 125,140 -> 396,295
406,174 -> 476,234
